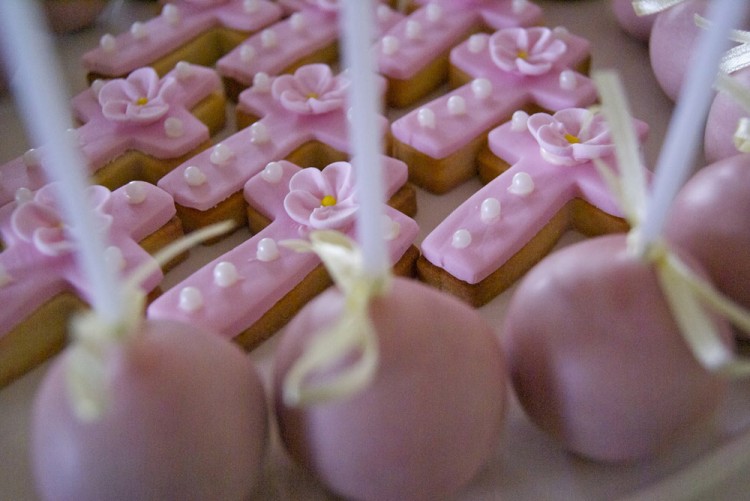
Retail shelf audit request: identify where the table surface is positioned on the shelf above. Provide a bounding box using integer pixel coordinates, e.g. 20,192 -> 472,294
3,1 -> 750,499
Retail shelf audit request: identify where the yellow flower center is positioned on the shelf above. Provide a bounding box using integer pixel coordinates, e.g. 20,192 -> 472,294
306,92 -> 319,100
564,133 -> 581,144
516,50 -> 529,60
321,195 -> 337,207
135,97 -> 149,106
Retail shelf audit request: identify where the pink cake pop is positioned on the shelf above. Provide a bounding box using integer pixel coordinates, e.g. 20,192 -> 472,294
274,273 -> 507,499
32,317 -> 269,500
666,153 -> 750,311
504,0 -> 750,461
611,0 -> 656,41
704,67 -> 750,163
273,3 -> 507,499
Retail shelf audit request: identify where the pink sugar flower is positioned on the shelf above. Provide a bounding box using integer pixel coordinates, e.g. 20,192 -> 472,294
272,64 -> 349,114
11,184 -> 113,256
98,67 -> 176,124
284,162 -> 358,230
490,27 -> 567,76
527,108 -> 616,166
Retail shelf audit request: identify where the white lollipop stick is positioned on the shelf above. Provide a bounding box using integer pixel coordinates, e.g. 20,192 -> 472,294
639,0 -> 750,251
0,0 -> 124,322
339,0 -> 389,277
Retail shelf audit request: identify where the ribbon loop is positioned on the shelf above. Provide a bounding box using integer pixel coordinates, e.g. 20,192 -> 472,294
280,230 -> 388,407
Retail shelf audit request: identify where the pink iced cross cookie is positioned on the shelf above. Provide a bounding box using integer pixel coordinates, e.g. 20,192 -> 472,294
391,25 -> 596,194
158,64 -> 390,232
0,64 -> 225,208
0,181 -> 174,386
82,0 -> 283,82
217,0 -> 403,101
417,108 -> 649,306
378,0 -> 542,107
148,158 -> 419,349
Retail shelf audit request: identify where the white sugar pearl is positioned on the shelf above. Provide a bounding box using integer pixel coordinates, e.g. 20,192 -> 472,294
261,29 -> 278,48
511,110 -> 529,131
210,144 -> 234,165
472,78 -> 492,100
184,166 -> 207,186
100,33 -> 116,52
382,215 -> 401,241
162,4 -> 181,25
426,4 -> 443,22
513,0 -> 529,14
290,12 -> 305,32
417,108 -> 436,129
261,161 -> 284,183
447,95 -> 466,116
174,61 -> 193,80
164,117 -> 184,138
553,26 -> 570,39
124,181 -> 147,204
179,287 -> 203,312
559,70 -> 577,91
253,72 -> 271,92
130,22 -> 148,40
508,172 -> 534,196
377,5 -> 392,22
244,0 -> 260,13
480,198 -> 501,223
15,187 -> 33,205
250,122 -> 271,144
104,246 -> 126,271
257,238 -> 279,262
213,261 -> 240,287
22,149 -> 40,168
90,79 -> 105,99
240,44 -> 256,63
451,229 -> 472,249
381,36 -> 400,56
406,20 -> 422,40
468,34 -> 487,54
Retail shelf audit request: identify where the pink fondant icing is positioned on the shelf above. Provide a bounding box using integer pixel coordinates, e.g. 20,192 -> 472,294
419,109 -> 649,285
377,0 -> 543,82
705,67 -> 750,163
216,2 -> 402,89
0,181 -> 174,338
81,0 -> 283,77
158,64 -> 388,213
147,158 -> 417,339
391,27 -> 596,160
0,64 -> 222,208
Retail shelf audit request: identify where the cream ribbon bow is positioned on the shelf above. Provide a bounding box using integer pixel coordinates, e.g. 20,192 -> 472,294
632,0 -> 687,16
713,71 -> 750,153
66,221 -> 235,422
593,71 -> 750,377
280,230 -> 389,407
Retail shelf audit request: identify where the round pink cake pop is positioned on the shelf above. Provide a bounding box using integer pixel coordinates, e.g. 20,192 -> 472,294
611,0 -> 657,41
32,319 -> 268,500
649,0 -> 709,101
704,68 -> 750,164
273,277 -> 508,500
503,234 -> 730,462
666,153 -> 750,310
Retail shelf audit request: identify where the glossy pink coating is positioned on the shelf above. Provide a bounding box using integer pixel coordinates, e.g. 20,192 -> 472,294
666,153 -> 750,310
611,0 -> 656,41
704,68 -> 750,164
31,319 -> 269,501
503,234 -> 729,462
648,0 -> 708,101
274,277 -> 508,500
